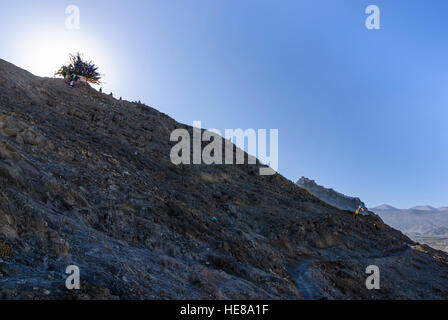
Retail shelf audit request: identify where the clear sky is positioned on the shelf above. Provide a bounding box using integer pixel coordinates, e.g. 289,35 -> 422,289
1,0 -> 447,208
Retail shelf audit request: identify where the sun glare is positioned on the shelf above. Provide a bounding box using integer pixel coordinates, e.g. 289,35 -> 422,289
17,29 -> 109,83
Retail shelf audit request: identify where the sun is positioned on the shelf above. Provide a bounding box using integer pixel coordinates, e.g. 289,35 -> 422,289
16,28 -> 109,81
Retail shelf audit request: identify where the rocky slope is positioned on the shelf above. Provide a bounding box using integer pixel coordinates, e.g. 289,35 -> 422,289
1,59 -> 448,299
296,177 -> 367,212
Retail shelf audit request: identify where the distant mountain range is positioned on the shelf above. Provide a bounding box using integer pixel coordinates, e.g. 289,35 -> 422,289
370,204 -> 397,211
296,177 -> 448,251
372,204 -> 448,212
371,205 -> 448,238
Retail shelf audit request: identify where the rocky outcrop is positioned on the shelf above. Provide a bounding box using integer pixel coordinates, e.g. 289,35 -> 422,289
1,59 -> 448,300
296,177 -> 365,212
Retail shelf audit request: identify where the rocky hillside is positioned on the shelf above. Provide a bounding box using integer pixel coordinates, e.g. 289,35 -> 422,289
296,177 -> 366,212
1,59 -> 448,299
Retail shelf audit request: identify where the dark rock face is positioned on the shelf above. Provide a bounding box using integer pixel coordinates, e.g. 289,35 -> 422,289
0,59 -> 448,299
296,177 -> 365,212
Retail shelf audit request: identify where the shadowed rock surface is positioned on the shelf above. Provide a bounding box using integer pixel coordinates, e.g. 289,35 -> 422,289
296,176 -> 381,219
1,59 -> 448,299
296,177 -> 365,212
296,177 -> 383,223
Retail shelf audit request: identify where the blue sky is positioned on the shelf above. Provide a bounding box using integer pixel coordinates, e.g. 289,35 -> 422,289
1,0 -> 447,208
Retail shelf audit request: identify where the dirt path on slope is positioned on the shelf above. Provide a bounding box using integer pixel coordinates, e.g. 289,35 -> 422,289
292,246 -> 412,300
292,260 -> 327,300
